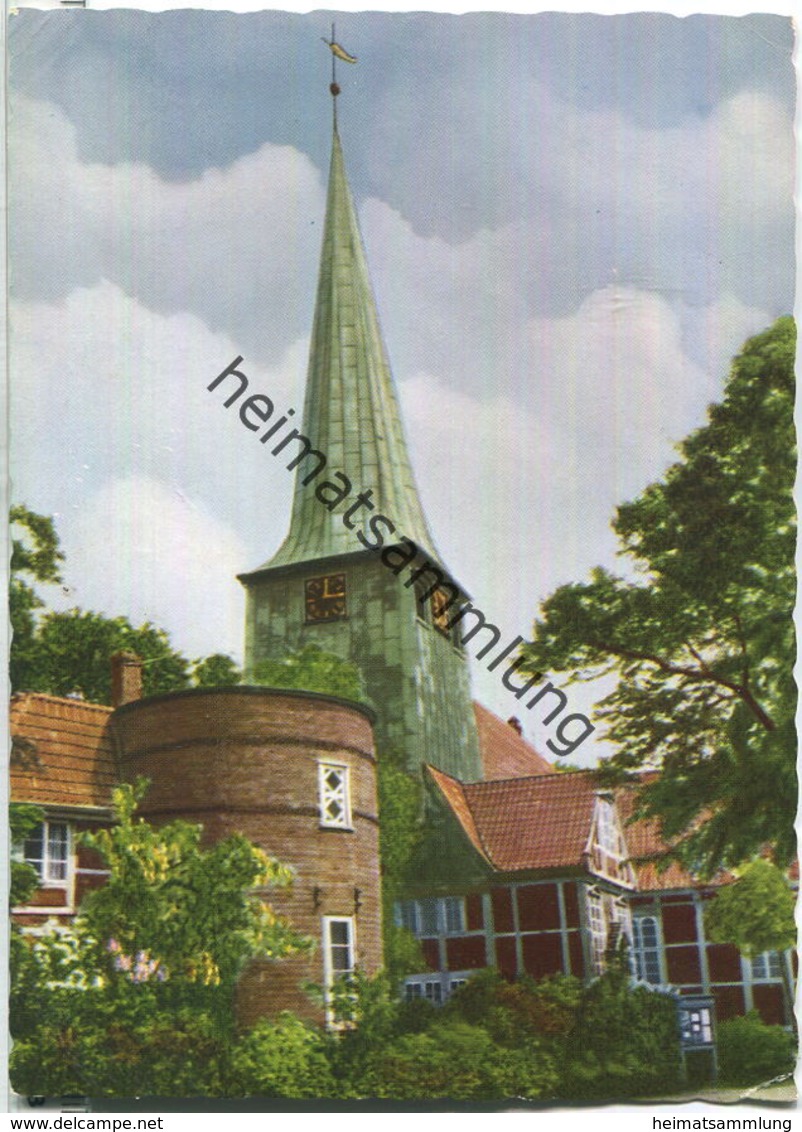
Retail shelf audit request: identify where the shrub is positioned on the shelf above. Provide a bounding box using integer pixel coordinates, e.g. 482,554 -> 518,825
716,1012 -> 796,1086
229,1013 -> 335,1098
446,969 -> 582,1046
252,644 -> 366,702
560,964 -> 683,1100
361,1020 -> 558,1101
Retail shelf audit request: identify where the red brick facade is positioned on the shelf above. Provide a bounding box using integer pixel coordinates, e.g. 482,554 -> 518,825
112,687 -> 383,1024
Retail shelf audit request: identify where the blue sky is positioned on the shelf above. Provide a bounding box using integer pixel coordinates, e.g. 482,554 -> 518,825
8,9 -> 796,762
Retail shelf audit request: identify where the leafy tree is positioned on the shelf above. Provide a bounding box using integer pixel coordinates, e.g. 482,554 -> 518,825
193,653 -> 242,687
10,780 -> 310,1097
9,802 -> 44,908
705,859 -> 796,1016
9,505 -> 64,692
705,860 -> 796,958
79,779 -> 307,991
517,319 -> 796,874
28,609 -> 193,703
252,643 -> 366,702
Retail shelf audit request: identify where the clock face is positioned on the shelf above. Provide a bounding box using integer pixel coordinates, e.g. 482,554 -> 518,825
305,574 -> 347,623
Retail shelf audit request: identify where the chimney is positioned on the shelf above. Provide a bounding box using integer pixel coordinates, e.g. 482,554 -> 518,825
111,652 -> 143,707
507,716 -> 523,735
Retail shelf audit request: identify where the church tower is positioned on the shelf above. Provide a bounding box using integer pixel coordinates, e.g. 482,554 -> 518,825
239,82 -> 481,782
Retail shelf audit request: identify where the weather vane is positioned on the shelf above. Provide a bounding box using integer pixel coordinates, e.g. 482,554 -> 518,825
321,23 -> 357,127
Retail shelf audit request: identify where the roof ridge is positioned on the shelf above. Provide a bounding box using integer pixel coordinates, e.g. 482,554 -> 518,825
11,691 -> 114,714
464,766 -> 599,789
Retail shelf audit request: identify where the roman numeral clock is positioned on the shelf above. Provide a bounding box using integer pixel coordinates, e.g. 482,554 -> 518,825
305,574 -> 347,623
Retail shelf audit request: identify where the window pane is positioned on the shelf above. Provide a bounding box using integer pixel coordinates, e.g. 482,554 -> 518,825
47,823 -> 69,880
444,897 -> 464,934
330,921 -> 349,946
419,899 -> 438,936
319,763 -> 350,828
326,919 -> 354,978
398,901 -> 419,935
24,825 -> 44,872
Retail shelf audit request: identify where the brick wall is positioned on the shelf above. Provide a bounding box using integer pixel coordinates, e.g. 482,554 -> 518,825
112,686 -> 383,1025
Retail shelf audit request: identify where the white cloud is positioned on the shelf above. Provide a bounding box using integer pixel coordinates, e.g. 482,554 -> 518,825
62,476 -> 247,661
10,94 -> 325,366
10,281 -> 309,589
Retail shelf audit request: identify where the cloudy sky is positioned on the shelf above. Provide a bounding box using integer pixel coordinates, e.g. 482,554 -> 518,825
8,8 -> 795,764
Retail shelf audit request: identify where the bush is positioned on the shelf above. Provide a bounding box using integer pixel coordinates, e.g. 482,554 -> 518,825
716,1012 -> 796,1086
560,964 -> 683,1100
446,969 -> 582,1046
361,1020 -> 558,1101
229,1013 -> 335,1097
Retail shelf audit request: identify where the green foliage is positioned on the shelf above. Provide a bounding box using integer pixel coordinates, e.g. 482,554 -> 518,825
252,643 -> 366,702
10,990 -> 225,1098
192,653 -> 242,687
383,923 -> 429,979
229,1013 -> 335,1098
9,781 -> 309,1098
9,505 -> 65,692
80,779 -> 308,989
705,860 -> 796,957
24,609 -> 193,703
9,802 -> 44,907
561,965 -> 683,1100
359,1019 -> 558,1101
446,969 -> 582,1045
716,1012 -> 797,1086
518,318 -> 797,874
376,747 -> 425,958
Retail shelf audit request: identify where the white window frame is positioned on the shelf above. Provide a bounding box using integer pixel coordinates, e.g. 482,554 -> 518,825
318,761 -> 352,829
23,820 -> 71,885
585,888 -> 607,975
322,915 -> 356,987
393,897 -> 466,938
751,951 -> 783,981
632,914 -> 664,985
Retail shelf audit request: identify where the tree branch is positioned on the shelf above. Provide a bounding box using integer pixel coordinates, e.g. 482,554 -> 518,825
586,638 -> 776,731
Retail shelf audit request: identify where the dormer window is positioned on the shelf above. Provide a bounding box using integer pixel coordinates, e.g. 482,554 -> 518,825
318,762 -> 352,829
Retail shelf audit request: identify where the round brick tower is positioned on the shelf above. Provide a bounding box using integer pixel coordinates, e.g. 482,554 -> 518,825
111,686 -> 381,1026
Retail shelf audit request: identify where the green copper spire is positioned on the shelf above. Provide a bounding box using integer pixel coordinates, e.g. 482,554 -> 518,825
265,128 -> 439,569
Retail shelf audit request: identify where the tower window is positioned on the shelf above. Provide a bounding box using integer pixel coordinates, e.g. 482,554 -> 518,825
305,574 -> 347,622
318,762 -> 352,829
431,588 -> 454,635
23,820 -> 70,884
322,916 -> 356,986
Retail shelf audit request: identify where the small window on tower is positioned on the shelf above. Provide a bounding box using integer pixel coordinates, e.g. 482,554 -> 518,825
318,762 -> 352,829
431,588 -> 455,635
305,574 -> 347,623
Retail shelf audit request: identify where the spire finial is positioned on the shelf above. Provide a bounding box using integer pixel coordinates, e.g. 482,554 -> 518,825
321,24 -> 357,130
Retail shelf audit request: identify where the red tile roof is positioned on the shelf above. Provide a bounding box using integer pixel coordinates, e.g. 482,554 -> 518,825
616,780 -> 736,892
10,693 -> 116,811
429,764 -> 743,891
473,702 -> 552,780
428,765 -> 602,873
